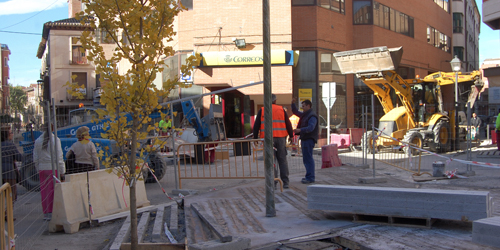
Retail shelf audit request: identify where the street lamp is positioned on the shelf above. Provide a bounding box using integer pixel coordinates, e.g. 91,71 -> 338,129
450,56 -> 461,151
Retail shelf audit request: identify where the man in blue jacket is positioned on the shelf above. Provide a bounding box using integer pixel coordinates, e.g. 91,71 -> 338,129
291,98 -> 319,184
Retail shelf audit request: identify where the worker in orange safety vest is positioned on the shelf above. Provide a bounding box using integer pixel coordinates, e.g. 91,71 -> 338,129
253,94 -> 293,188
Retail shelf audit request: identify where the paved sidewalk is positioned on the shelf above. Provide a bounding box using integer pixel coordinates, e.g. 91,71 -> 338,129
15,142 -> 500,249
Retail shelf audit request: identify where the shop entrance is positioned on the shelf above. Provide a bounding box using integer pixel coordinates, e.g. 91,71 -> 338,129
212,90 -> 253,138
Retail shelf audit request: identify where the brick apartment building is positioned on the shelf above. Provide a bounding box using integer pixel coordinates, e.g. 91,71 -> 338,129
66,0 -> 457,141
170,0 -> 455,140
1,44 -> 11,114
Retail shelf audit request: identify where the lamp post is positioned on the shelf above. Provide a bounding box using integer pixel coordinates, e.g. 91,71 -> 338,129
450,56 -> 461,151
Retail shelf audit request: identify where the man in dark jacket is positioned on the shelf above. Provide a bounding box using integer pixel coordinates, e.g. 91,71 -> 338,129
291,98 -> 319,184
470,112 -> 481,141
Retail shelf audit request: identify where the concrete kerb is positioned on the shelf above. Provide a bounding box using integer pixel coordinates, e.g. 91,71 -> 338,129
172,189 -> 199,196
189,237 -> 251,250
355,164 -> 370,169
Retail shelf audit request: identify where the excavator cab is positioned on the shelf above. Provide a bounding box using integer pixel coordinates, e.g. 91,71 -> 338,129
412,82 -> 442,125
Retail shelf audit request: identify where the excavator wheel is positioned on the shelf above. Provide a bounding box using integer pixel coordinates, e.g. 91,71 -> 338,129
432,120 -> 451,153
19,153 -> 40,191
402,131 -> 423,155
362,131 -> 378,154
145,153 -> 167,183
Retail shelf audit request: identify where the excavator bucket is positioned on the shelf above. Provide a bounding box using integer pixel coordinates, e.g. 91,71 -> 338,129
333,46 -> 403,75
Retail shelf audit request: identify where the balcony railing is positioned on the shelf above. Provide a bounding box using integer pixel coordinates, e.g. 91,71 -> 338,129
71,56 -> 88,65
66,87 -> 94,101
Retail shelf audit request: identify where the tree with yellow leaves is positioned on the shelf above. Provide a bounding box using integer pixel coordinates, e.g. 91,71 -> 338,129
73,0 -> 200,248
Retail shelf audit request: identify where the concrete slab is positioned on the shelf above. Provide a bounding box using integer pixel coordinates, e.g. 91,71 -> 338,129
308,185 -> 490,221
358,177 -> 387,184
152,206 -> 166,241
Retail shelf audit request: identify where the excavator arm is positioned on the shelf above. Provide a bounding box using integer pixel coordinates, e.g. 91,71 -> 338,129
424,70 -> 483,108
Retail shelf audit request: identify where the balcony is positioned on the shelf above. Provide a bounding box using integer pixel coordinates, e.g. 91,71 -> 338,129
483,0 -> 500,30
66,87 -> 94,101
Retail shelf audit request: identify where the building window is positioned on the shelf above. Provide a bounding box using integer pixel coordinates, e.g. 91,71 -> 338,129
71,37 -> 88,65
180,0 -> 193,10
427,26 -> 450,53
453,47 -> 464,61
69,72 -> 88,100
96,29 -> 115,44
320,53 -> 332,73
72,72 -> 88,89
453,13 -> 463,33
353,0 -> 372,24
318,0 -> 345,14
3,57 -> 7,66
434,0 -> 449,12
320,53 -> 341,73
292,0 -> 315,5
121,31 -> 130,46
373,2 -> 414,37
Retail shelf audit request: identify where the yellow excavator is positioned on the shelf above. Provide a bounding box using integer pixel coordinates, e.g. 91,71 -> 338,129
333,46 -> 483,154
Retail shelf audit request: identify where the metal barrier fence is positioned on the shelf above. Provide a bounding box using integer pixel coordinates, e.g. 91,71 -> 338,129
365,135 -> 428,176
177,139 -> 264,189
0,183 -> 15,250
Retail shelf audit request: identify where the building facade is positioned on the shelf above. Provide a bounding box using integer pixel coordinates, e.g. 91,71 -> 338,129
483,0 -> 500,30
66,0 -> 458,143
36,18 -> 100,127
169,0 -> 455,142
24,83 -> 43,127
481,0 -> 500,116
1,44 -> 10,114
452,0 -> 481,72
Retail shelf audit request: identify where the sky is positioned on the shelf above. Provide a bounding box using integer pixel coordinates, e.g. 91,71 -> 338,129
0,0 -> 499,87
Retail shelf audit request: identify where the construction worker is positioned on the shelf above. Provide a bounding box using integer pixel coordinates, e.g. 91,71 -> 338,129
496,109 -> 500,151
159,115 -> 172,136
253,94 -> 294,189
159,115 -> 172,152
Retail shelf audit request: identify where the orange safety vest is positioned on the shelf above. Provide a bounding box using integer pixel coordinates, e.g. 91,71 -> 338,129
259,104 -> 288,138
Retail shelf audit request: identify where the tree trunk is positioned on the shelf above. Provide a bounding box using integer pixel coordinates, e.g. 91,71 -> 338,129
129,117 -> 139,250
129,181 -> 138,249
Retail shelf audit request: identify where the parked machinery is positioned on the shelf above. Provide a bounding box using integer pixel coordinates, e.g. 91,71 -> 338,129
19,99 -> 228,190
333,46 -> 483,154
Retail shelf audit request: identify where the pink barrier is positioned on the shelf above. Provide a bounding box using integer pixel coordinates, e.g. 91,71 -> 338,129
321,144 -> 342,168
